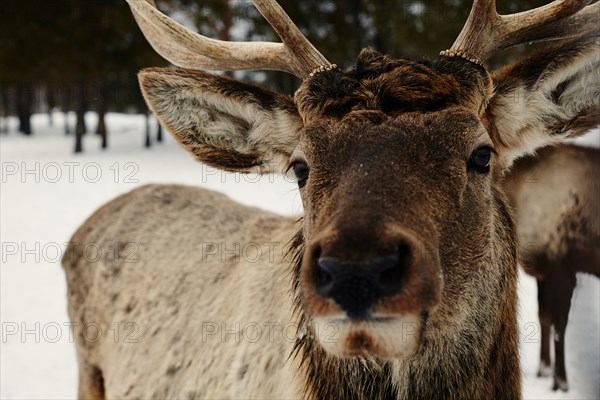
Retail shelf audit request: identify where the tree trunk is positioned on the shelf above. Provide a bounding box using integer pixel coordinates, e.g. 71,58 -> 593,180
0,86 -> 8,134
144,111 -> 151,148
16,84 -> 32,135
96,82 -> 108,149
47,86 -> 55,127
96,110 -> 107,137
352,0 -> 363,55
156,120 -> 163,143
74,81 -> 87,153
74,115 -> 83,152
63,83 -> 73,135
99,115 -> 108,149
64,111 -> 71,135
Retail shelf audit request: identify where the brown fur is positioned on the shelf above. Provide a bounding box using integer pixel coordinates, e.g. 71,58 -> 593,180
295,50 -> 491,121
64,23 -> 599,400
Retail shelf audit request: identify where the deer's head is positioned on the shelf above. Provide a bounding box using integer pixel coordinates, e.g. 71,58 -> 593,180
131,0 -> 599,359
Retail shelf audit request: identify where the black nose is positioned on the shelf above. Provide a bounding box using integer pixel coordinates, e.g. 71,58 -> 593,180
315,255 -> 405,319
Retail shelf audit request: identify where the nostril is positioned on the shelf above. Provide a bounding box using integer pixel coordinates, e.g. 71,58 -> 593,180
316,258 -> 335,297
398,243 -> 412,266
375,244 -> 411,297
377,262 -> 403,296
370,256 -> 401,297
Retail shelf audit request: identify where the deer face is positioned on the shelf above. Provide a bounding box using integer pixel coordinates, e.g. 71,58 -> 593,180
290,53 -> 502,358
133,0 -> 599,362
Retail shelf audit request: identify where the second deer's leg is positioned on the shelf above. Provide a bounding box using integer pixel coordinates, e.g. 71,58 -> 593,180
550,266 -> 576,392
537,279 -> 552,377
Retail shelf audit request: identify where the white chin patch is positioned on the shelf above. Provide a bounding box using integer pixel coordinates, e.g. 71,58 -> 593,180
312,314 -> 422,359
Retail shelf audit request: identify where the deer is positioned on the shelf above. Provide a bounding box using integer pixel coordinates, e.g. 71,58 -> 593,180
503,143 -> 600,392
62,0 -> 600,398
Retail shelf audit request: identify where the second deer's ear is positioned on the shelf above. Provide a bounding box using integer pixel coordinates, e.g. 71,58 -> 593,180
139,68 -> 302,173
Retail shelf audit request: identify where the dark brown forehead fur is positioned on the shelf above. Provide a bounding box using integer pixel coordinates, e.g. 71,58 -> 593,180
295,48 -> 492,121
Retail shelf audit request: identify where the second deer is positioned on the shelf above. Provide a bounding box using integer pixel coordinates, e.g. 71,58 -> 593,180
504,143 -> 600,392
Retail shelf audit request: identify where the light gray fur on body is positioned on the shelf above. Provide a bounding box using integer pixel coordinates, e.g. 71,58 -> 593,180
63,184 -> 303,399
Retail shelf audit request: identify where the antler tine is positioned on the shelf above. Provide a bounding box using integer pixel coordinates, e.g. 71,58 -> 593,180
128,1 -> 235,69
252,1 -> 333,76
126,0 -> 333,79
524,1 -> 600,44
448,0 -> 592,63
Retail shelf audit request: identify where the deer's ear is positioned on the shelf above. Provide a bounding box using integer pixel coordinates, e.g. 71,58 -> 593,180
487,33 -> 599,166
139,68 -> 302,173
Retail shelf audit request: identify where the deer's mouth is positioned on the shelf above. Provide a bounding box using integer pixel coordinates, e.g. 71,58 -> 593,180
312,313 -> 424,359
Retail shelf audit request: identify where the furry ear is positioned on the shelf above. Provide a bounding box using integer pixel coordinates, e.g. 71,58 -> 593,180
487,32 -> 599,166
139,68 -> 302,173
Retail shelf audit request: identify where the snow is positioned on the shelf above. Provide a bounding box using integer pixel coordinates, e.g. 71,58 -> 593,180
1,112 -> 598,399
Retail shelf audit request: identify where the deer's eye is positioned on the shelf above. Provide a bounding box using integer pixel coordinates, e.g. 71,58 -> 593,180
291,161 -> 309,188
468,146 -> 494,173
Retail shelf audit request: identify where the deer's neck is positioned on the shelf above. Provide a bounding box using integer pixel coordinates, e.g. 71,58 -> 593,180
394,297 -> 520,399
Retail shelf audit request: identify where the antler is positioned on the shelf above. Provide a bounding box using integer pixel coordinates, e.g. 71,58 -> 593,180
126,0 -> 334,79
446,0 -> 599,63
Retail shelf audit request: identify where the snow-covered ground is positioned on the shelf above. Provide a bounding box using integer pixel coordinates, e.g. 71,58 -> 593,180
1,112 -> 598,399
